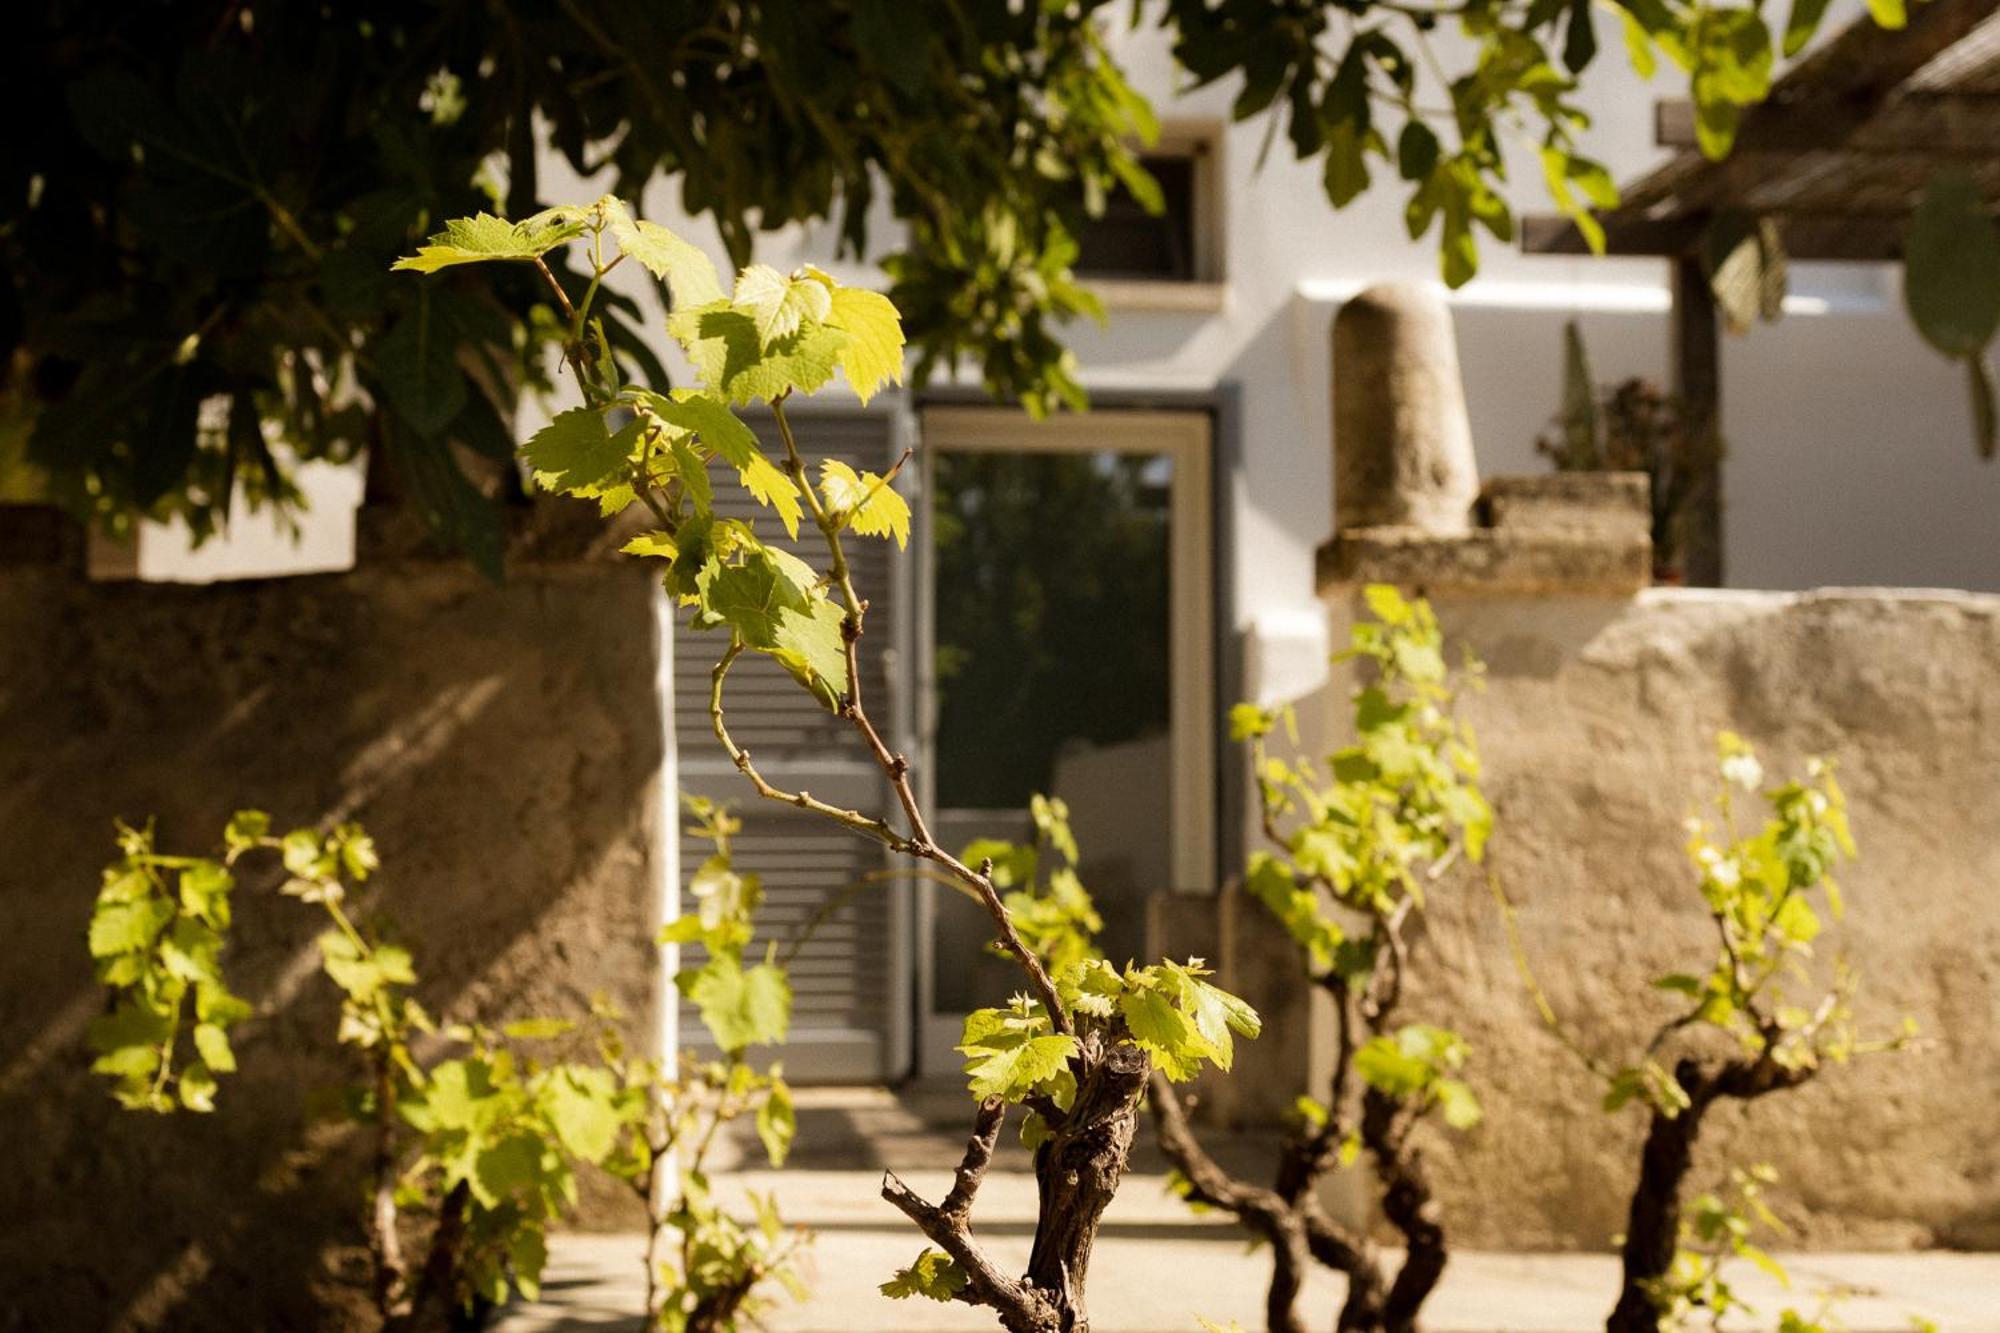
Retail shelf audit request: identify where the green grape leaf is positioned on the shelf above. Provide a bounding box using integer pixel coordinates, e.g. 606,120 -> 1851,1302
685,955 -> 793,1052
1435,1077 -> 1483,1130
603,201 -> 723,307
819,458 -> 910,548
192,1022 -> 236,1074
881,1248 -> 967,1302
642,389 -> 802,535
546,1066 -> 622,1164
471,1131 -> 546,1208
697,551 -> 811,649
392,211 -> 585,273
1354,1035 -> 1431,1097
643,390 -> 759,470
88,1000 -> 174,1064
959,1032 -> 1077,1101
89,895 -> 174,958
825,286 -> 906,404
177,1061 -> 218,1112
734,264 -> 833,346
502,1017 -> 576,1040
620,532 -> 678,560
771,596 -> 851,707
1118,985 -> 1201,1068
756,1074 -> 796,1167
177,862 -> 233,927
1782,0 -> 1834,56
1865,0 -> 1907,29
669,303 -> 848,406
223,810 -> 271,855
1163,963 -> 1261,1072
1906,171 -> 2000,360
522,408 -> 637,494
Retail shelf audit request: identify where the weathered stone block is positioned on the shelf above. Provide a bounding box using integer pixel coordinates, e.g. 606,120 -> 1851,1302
1332,284 -> 1481,536
1482,472 -> 1650,540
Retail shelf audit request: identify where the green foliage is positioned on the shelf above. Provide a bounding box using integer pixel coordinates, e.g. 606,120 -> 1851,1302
1596,735 -> 1918,1132
649,797 -> 808,1331
954,795 -> 1261,1153
1177,585 -> 1486,1330
882,1247 -> 970,1302
1243,585 -> 1490,964
1643,1165 -> 1855,1332
1904,171 -> 2000,459
11,0 -> 1882,552
440,206 -> 1257,1323
400,198 -> 903,711
1352,1025 -> 1483,1130
88,804 -> 808,1327
962,794 -> 1104,979
955,955 -> 1256,1111
389,211 -> 588,274
87,822 -> 258,1111
665,800 -> 796,1058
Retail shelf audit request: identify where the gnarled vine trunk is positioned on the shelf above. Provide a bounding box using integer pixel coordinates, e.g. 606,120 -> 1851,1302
1607,1054 -> 1812,1333
1360,1088 -> 1447,1332
1024,1040 -> 1152,1329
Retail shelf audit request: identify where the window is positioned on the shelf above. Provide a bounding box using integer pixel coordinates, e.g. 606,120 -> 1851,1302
1077,153 -> 1201,282
1072,130 -> 1223,299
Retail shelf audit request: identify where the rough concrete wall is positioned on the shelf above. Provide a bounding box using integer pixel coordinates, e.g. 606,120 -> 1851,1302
0,560 -> 662,1331
1311,587 -> 2000,1252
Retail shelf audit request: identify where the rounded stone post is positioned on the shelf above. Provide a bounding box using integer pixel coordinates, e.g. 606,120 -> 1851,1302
1332,283 -> 1480,535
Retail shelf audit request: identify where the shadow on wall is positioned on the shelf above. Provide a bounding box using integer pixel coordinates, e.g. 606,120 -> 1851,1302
0,560 -> 663,1332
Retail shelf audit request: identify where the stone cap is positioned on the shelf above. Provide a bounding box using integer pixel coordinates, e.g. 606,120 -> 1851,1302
1318,471 -> 1652,598
1481,472 -> 1648,540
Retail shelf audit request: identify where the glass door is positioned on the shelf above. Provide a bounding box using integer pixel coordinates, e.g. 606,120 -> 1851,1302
914,406 -> 1214,1072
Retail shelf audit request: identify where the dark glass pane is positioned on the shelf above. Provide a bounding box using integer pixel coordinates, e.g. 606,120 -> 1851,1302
1075,154 -> 1198,281
930,448 -> 1173,1008
932,450 -> 1172,808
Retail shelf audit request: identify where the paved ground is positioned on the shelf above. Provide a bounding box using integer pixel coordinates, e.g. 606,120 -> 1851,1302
497,1171 -> 2000,1332
494,1089 -> 2000,1332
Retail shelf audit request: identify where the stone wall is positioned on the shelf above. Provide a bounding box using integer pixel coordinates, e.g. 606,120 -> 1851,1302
1302,586 -> 2000,1251
0,558 -> 663,1331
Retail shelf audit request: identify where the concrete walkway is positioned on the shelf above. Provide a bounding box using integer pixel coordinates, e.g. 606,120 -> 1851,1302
495,1167 -> 2000,1332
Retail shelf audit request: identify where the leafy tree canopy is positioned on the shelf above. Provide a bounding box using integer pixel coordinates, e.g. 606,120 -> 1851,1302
2,0 -> 1868,569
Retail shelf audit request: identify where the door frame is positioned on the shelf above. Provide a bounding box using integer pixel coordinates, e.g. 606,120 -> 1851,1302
911,404 -> 1218,1074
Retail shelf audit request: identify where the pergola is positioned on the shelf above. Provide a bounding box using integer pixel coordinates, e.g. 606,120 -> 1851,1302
1522,0 -> 2000,585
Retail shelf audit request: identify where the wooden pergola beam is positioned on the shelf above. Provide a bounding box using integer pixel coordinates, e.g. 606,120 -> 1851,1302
1520,211 -> 1920,261
1672,256 -> 1724,587
1654,90 -> 2000,155
1620,0 -> 2000,213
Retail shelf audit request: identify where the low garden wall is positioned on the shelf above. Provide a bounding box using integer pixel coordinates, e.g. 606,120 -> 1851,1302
0,556 -> 663,1330
1293,586 -> 2000,1251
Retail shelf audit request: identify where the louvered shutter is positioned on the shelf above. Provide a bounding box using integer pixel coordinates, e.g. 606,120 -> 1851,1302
673,409 -> 909,1082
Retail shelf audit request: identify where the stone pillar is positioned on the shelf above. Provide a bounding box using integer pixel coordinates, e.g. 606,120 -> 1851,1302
1332,283 -> 1480,536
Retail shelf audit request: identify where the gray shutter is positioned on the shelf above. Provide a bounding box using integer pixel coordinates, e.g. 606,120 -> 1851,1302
673,409 -> 907,1081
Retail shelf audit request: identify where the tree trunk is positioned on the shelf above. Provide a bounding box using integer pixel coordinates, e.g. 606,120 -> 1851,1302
1025,1040 -> 1151,1331
1360,1089 -> 1446,1333
1607,1062 -> 1713,1333
383,1181 -> 470,1333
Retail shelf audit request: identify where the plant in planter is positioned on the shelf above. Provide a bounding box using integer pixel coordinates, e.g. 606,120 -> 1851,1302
397,196 -> 1259,1333
85,803 -> 804,1332
1536,320 -> 1710,582
1149,585 -> 1492,1333
1502,733 -> 1919,1333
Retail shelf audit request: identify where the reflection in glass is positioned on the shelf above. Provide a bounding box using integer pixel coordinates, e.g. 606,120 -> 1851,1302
930,449 -> 1174,1012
